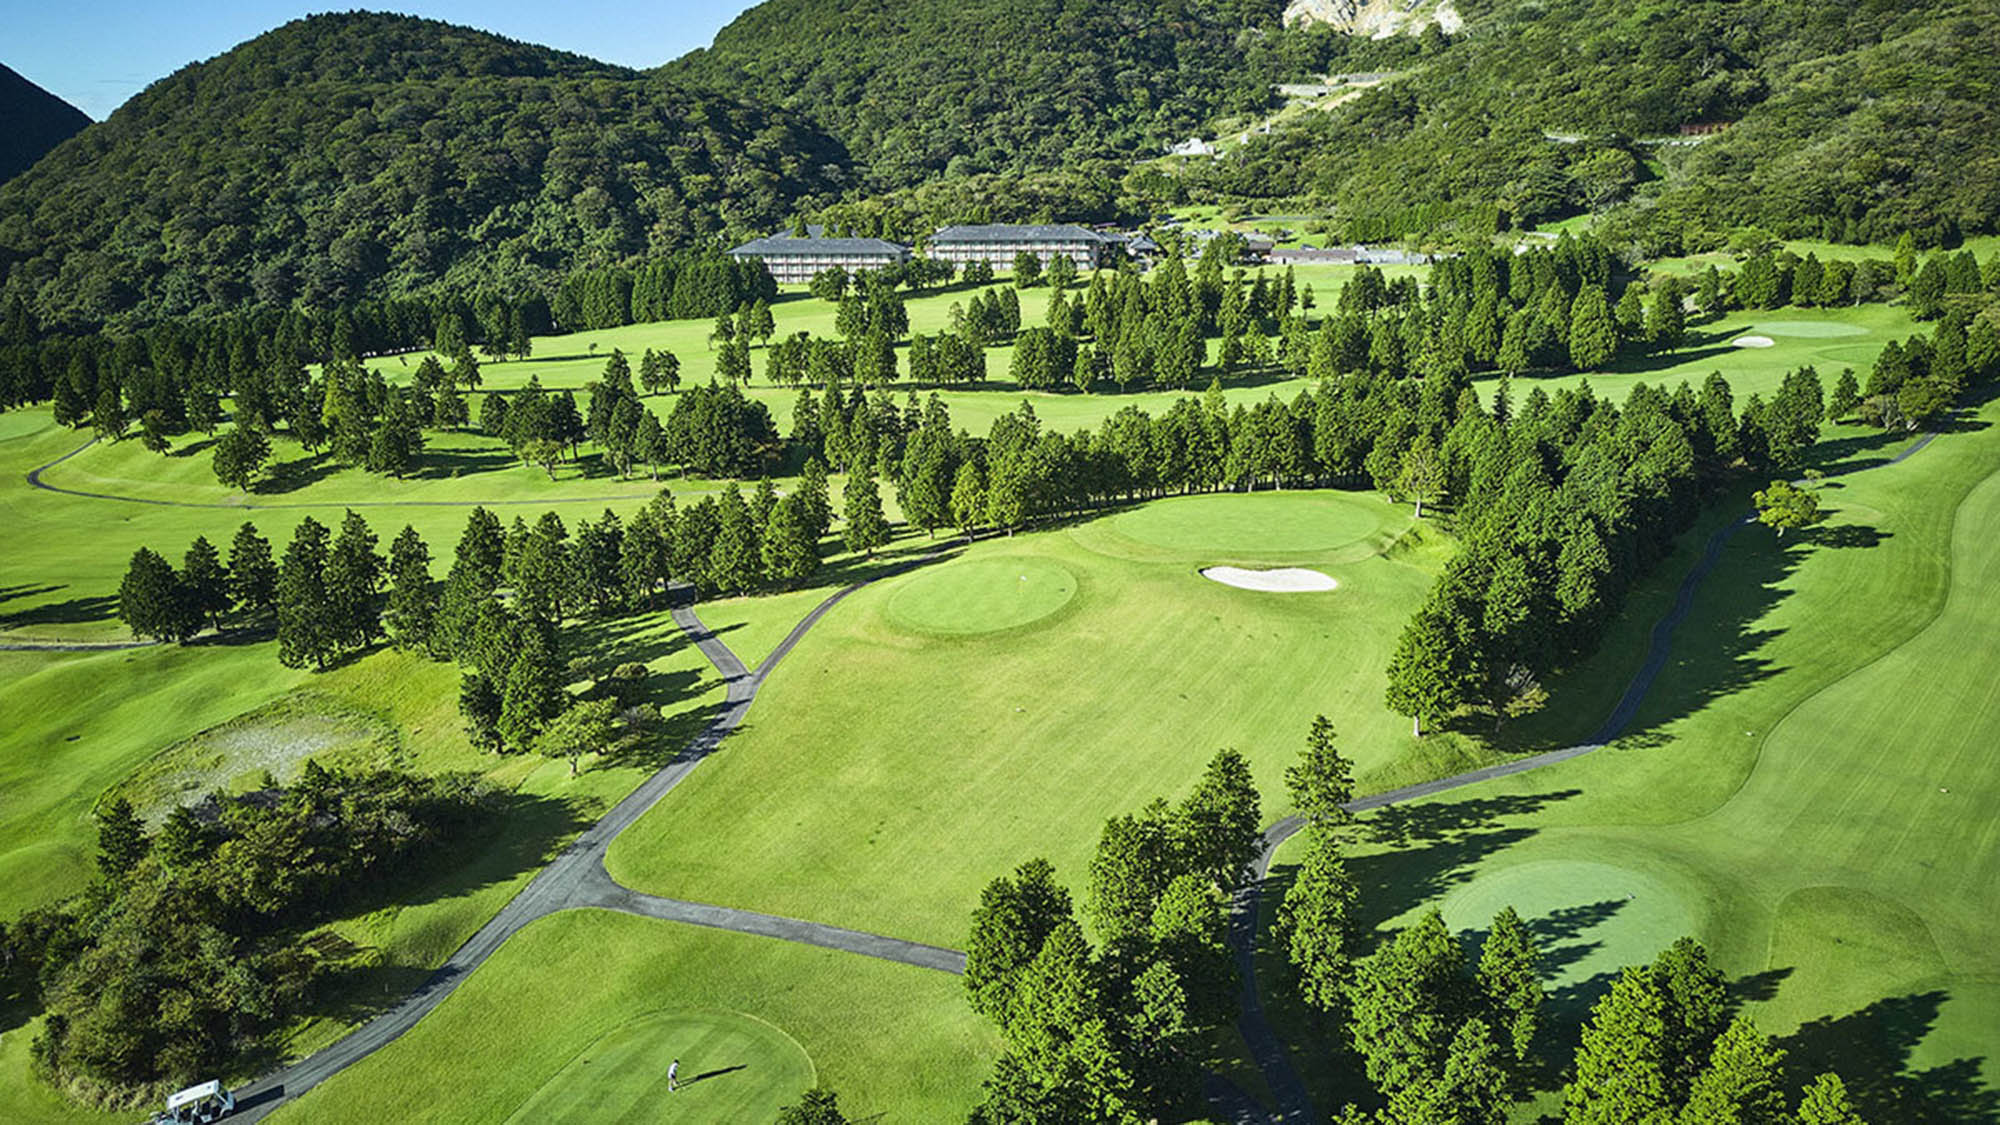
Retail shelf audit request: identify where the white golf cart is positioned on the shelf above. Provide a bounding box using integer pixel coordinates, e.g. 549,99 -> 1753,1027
149,1079 -> 236,1123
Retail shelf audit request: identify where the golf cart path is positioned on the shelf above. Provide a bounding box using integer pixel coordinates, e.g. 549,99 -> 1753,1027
1227,430 -> 1940,1124
230,552 -> 954,1121
227,430 -> 1933,1124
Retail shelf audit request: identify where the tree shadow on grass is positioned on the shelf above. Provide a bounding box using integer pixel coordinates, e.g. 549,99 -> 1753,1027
407,447 -> 515,481
1780,991 -> 1999,1124
1344,789 -> 1584,938
288,786 -> 594,1032
1508,505 -> 1812,756
256,451 -> 341,495
0,592 -> 119,630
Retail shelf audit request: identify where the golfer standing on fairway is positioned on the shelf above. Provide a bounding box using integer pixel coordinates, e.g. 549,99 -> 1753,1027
669,1057 -> 679,1092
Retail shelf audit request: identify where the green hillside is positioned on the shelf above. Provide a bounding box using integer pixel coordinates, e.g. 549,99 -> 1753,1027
0,13 -> 850,330
0,64 -> 89,185
1189,0 -> 2000,248
665,0 -> 1303,193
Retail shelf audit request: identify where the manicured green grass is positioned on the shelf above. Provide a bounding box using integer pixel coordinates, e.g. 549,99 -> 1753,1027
500,1008 -> 812,1123
1260,399 -> 2000,1119
886,555 -> 1079,636
274,910 -> 997,1125
606,488 -> 1462,948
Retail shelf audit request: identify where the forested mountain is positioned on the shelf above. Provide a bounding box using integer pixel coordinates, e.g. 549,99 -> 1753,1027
0,13 -> 851,330
0,63 -> 90,185
665,0 -> 1326,191
1184,0 -> 2000,249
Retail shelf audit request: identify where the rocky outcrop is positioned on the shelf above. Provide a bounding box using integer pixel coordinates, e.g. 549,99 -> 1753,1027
1283,0 -> 1462,38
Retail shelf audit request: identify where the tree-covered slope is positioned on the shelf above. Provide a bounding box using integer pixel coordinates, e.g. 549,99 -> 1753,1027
0,63 -> 90,185
665,0 -> 1315,190
0,13 -> 852,329
1184,0 -> 2000,248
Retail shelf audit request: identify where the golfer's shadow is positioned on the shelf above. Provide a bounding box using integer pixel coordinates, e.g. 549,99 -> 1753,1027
680,1064 -> 748,1088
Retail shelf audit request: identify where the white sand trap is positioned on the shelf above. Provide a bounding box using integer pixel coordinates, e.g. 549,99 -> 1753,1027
1732,335 -> 1776,348
1201,566 -> 1338,592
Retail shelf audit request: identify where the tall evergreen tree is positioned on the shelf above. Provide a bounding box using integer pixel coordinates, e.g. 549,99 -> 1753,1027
1678,1015 -> 1788,1125
1564,965 -> 1673,1124
1568,284 -> 1618,371
1477,906 -> 1545,1073
1278,826 -> 1359,1013
226,522 -> 278,619
118,547 -> 188,643
326,509 -> 383,648
498,632 -> 565,751
384,525 -> 438,653
762,493 -> 820,588
95,797 -> 149,878
842,465 -> 890,557
276,517 -> 338,670
1347,908 -> 1470,1095
180,535 -> 231,632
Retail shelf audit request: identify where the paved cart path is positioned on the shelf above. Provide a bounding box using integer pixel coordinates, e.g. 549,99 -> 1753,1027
143,430 -> 1936,1123
230,552 -> 949,1121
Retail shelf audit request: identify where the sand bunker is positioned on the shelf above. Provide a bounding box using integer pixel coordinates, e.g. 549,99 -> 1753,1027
1200,566 -> 1338,592
1732,335 -> 1776,348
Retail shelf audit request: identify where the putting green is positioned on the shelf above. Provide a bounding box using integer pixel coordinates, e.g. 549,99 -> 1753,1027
1752,320 -> 1871,338
1816,342 -> 1889,367
1110,492 -> 1385,555
500,1009 -> 812,1124
1437,859 -> 1698,996
884,555 -> 1078,636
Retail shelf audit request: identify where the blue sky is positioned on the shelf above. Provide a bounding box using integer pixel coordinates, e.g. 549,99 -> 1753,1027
5,1 -> 757,120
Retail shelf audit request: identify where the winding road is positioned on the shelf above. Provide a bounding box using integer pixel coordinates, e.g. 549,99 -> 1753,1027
26,428 -> 1936,1123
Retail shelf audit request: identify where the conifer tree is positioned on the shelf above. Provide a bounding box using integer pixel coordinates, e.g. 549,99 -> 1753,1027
211,425 -> 270,492
326,509 -> 383,648
1176,747 -> 1261,891
499,632 -> 565,751
1563,965 -> 1673,1124
952,460 -> 988,532
384,525 -> 438,653
118,547 -> 187,643
1678,1015 -> 1788,1125
95,797 -> 149,878
842,465 -> 890,557
1477,906 -> 1545,1072
1794,1073 -> 1865,1125
1286,714 -> 1354,827
180,535 -> 231,632
1348,908 -> 1469,1094
1278,826 -> 1359,1013
227,522 -> 278,618
709,482 -> 765,594
761,493 -> 820,588
1569,284 -> 1618,371
276,517 -> 337,670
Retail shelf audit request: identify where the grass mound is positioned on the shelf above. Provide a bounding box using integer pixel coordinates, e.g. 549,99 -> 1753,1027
885,555 -> 1078,636
500,1009 -> 812,1124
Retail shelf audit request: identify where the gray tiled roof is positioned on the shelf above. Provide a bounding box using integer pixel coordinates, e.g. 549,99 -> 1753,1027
729,233 -> 909,256
930,224 -> 1110,244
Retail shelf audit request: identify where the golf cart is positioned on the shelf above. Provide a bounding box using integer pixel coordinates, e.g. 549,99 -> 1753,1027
149,1079 -> 235,1123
